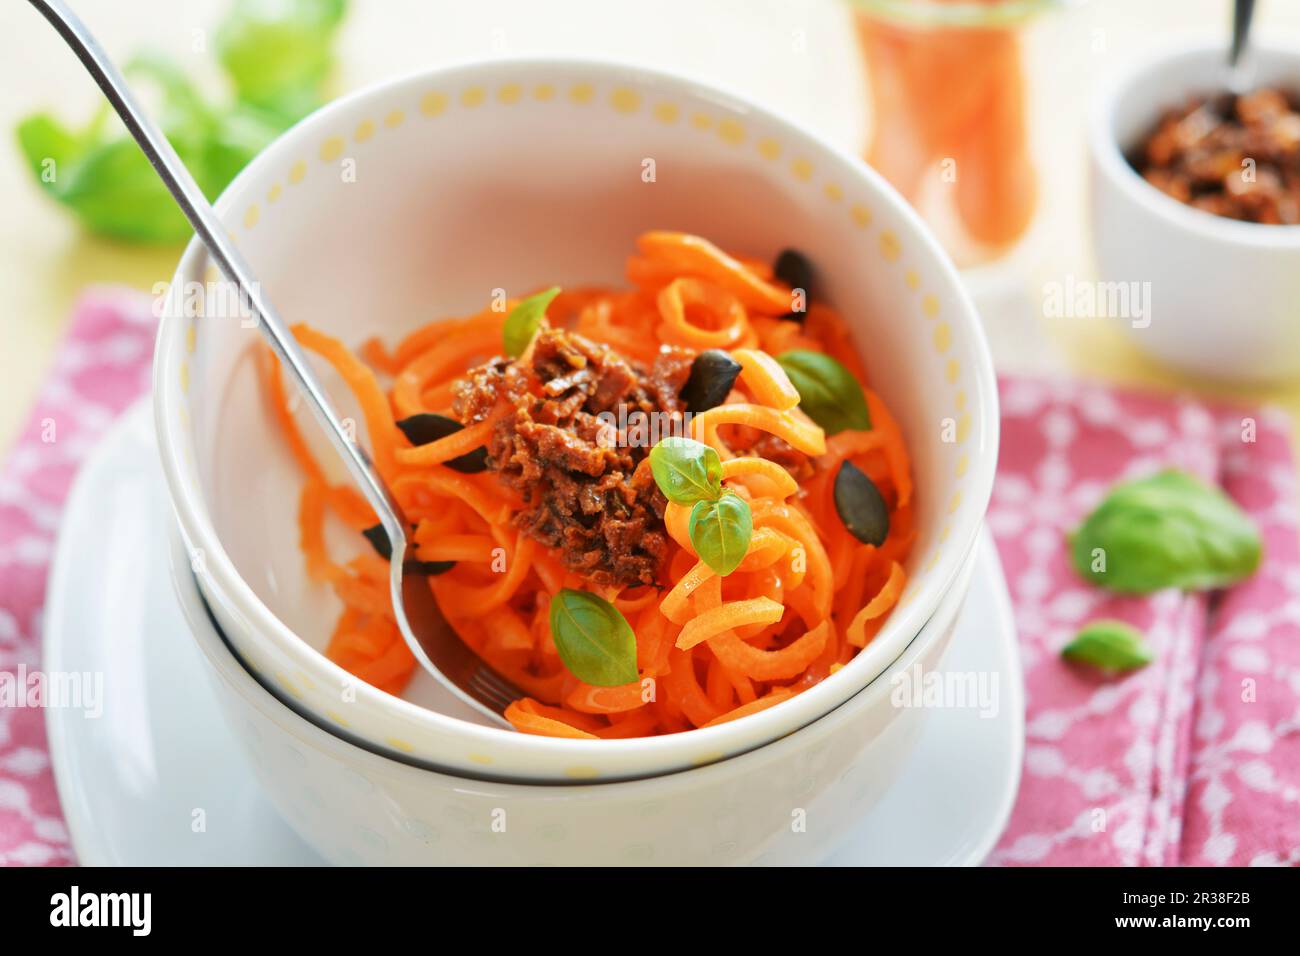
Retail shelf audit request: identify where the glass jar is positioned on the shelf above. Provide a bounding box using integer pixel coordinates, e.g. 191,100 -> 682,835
850,0 -> 1071,269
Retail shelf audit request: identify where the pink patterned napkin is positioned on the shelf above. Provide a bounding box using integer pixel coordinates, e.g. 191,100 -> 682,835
0,289 -> 153,866
987,377 -> 1300,866
1,292 -> 1297,866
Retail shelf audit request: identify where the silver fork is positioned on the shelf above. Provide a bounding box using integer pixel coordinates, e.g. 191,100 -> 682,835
27,0 -> 519,724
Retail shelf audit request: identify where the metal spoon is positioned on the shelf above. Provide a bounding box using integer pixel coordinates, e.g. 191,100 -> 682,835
1227,0 -> 1258,95
26,0 -> 518,726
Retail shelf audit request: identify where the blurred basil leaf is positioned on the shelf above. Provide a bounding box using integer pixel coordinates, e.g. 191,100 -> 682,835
216,0 -> 348,124
15,0 -> 346,243
1069,469 -> 1262,594
1062,620 -> 1153,673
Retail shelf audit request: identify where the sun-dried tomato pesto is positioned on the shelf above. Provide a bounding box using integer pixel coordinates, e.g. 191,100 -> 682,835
453,327 -> 693,587
1132,87 -> 1300,224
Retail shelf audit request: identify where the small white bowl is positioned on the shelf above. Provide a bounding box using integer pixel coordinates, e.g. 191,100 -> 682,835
167,513 -> 978,865
154,57 -> 998,782
1089,39 -> 1300,384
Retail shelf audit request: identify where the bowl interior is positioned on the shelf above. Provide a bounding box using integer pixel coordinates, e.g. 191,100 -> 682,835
162,58 -> 995,737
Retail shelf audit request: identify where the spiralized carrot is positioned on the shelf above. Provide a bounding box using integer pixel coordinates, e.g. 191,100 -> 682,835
395,417 -> 497,467
846,560 -> 906,648
677,597 -> 785,651
269,231 -> 916,738
711,621 -> 832,681
660,559 -> 716,624
692,403 -> 827,457
505,699 -> 599,739
299,480 -> 340,583
702,687 -> 797,728
732,348 -> 800,411
656,277 -> 751,350
634,231 -> 792,314
291,324 -> 402,478
721,456 -> 799,498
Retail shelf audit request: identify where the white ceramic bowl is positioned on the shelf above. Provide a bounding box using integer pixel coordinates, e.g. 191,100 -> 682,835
1089,39 -> 1300,385
167,511 -> 977,865
154,57 -> 998,782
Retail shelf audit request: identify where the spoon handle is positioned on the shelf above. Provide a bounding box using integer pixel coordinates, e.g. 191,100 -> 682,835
26,0 -> 408,547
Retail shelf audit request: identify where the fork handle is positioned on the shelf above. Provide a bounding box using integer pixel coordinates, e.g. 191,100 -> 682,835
26,0 -> 409,551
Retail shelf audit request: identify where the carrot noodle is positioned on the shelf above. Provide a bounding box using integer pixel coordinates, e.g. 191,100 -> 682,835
656,277 -> 751,350
299,480 -> 342,583
565,680 -> 646,715
732,349 -> 800,411
846,560 -> 906,648
661,559 -> 716,624
676,596 -> 785,651
395,416 -> 498,467
633,231 -> 792,314
721,456 -> 799,499
268,231 -> 916,739
691,403 -> 827,457
504,699 -> 600,739
702,687 -> 797,728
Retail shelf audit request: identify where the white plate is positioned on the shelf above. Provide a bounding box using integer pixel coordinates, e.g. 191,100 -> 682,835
45,401 -> 1022,866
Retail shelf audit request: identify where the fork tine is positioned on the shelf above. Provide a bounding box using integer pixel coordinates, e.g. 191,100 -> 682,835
467,666 -> 520,713
480,667 -> 521,700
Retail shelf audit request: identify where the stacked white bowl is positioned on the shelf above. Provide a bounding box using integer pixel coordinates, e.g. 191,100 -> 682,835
153,58 -> 999,863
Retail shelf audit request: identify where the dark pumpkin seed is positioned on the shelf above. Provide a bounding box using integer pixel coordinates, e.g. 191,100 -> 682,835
834,461 -> 890,546
774,249 -> 814,300
361,524 -> 455,576
680,349 -> 743,413
361,523 -> 392,560
394,413 -> 489,474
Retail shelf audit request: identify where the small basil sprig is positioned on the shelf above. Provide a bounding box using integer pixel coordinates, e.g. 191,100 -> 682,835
549,588 -> 638,687
649,436 -> 722,504
503,286 -> 561,358
689,492 -> 753,577
1069,469 -> 1262,594
775,350 -> 871,435
649,436 -> 751,575
1061,620 -> 1153,673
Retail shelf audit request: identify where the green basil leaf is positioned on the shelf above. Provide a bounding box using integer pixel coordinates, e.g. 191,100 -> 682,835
1061,620 -> 1153,672
216,0 -> 347,122
689,492 -> 753,577
503,286 -> 561,358
549,589 -> 639,687
775,350 -> 871,436
1069,469 -> 1262,594
649,436 -> 722,505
